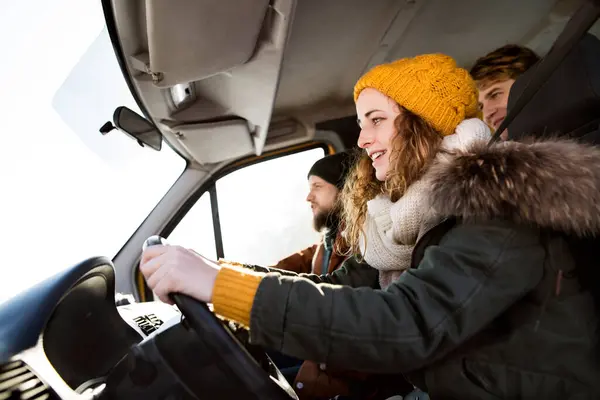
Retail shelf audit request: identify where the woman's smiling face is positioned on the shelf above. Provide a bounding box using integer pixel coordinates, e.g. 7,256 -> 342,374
355,88 -> 401,181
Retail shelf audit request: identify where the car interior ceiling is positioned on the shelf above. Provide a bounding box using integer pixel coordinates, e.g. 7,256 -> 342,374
4,2 -> 600,399
108,0 -> 600,167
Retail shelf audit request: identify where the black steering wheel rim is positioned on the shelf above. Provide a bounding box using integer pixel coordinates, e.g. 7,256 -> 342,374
171,294 -> 298,398
144,236 -> 298,400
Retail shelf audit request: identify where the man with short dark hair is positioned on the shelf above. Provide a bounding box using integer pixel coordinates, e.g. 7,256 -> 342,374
470,44 -> 540,138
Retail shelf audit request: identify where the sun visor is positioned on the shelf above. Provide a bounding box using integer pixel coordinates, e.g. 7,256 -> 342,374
144,0 -> 270,88
170,120 -> 254,164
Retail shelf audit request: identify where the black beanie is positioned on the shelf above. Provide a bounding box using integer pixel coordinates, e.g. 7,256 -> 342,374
307,152 -> 353,189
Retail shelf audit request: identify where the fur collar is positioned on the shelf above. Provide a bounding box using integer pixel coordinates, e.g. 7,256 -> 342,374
426,138 -> 600,237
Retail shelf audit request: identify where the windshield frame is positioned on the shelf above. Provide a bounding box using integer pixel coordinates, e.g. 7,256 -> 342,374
102,0 -> 190,265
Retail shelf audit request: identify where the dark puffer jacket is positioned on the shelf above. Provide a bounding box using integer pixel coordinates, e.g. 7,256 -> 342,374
249,138 -> 600,399
243,34 -> 600,399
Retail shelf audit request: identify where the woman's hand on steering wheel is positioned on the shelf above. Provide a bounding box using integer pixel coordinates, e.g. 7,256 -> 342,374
140,245 -> 221,304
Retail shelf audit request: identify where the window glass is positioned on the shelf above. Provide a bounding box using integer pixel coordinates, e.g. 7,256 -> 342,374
167,192 -> 217,261
216,148 -> 325,266
0,2 -> 185,304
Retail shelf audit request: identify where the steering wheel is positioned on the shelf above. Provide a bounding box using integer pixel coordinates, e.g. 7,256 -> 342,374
143,236 -> 298,400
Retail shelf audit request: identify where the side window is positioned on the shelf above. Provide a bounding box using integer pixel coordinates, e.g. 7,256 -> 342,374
167,191 -> 218,261
217,148 -> 325,266
166,147 -> 326,266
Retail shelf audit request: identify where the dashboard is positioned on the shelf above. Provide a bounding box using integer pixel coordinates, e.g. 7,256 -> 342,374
0,257 -> 180,399
0,256 -> 296,400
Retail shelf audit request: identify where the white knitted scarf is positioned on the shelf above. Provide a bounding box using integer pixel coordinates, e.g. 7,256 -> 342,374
359,118 -> 491,289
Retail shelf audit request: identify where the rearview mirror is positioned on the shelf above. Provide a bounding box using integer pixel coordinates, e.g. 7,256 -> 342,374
105,106 -> 163,151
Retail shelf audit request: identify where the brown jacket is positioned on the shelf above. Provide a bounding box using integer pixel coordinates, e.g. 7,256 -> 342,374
271,240 -> 346,275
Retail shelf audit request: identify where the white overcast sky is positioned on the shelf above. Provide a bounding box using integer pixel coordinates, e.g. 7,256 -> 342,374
0,0 -> 321,304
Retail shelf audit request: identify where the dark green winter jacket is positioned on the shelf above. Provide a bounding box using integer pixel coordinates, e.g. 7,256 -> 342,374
245,139 -> 600,399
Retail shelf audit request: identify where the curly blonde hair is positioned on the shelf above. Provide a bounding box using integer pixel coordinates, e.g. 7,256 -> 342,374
339,107 -> 443,256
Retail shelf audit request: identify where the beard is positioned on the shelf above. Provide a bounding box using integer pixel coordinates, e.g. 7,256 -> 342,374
312,207 -> 340,232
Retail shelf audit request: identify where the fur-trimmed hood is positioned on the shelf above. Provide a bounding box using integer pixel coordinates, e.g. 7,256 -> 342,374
427,138 -> 600,237
429,33 -> 600,237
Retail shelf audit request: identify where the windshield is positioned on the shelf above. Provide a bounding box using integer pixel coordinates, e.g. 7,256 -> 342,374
0,1 -> 185,304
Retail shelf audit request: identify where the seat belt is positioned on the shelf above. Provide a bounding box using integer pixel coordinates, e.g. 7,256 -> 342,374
490,0 -> 600,144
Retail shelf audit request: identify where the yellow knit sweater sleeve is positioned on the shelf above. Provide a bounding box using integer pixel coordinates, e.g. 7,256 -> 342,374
212,264 -> 264,327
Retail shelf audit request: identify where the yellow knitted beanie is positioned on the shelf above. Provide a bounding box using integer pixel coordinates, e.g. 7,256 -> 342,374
354,54 -> 479,136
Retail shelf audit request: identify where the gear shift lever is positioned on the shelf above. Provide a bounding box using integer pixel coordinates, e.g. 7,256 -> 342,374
142,235 -> 168,251
141,235 -> 185,308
